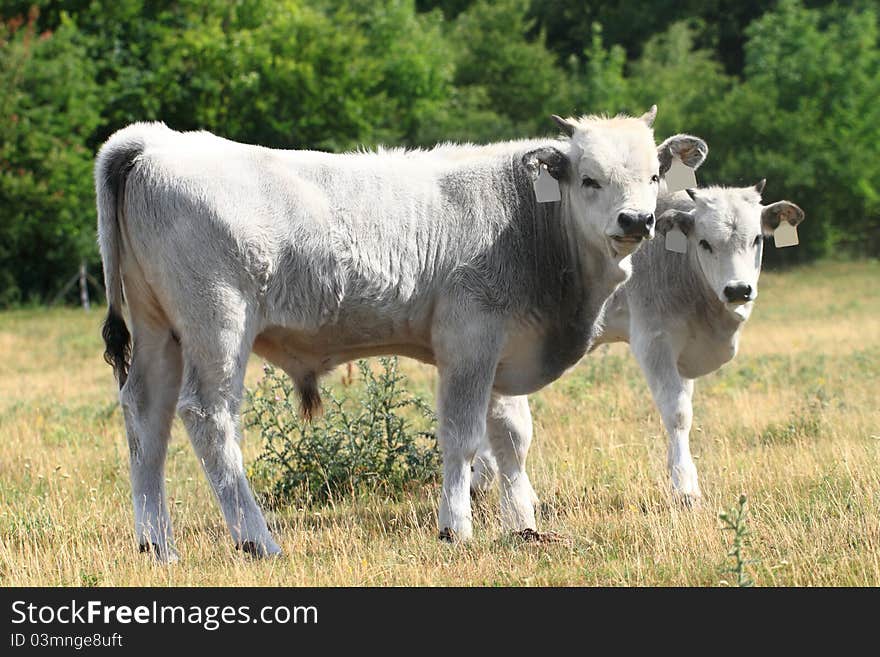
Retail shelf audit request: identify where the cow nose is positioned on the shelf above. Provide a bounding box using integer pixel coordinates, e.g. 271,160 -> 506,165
617,212 -> 654,238
723,283 -> 753,302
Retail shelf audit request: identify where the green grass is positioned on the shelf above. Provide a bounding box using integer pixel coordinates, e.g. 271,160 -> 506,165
0,260 -> 878,585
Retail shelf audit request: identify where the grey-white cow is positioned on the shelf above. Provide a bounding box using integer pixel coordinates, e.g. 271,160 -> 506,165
473,181 -> 804,507
96,110 -> 706,559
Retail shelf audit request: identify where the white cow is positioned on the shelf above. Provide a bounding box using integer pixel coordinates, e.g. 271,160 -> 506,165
95,110 -> 706,559
472,181 -> 805,507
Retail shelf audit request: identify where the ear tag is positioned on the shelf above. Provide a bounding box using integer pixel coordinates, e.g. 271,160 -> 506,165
665,157 -> 697,194
665,227 -> 687,253
533,165 -> 560,203
774,221 -> 799,248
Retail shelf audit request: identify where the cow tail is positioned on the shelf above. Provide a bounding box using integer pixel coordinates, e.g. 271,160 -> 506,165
95,138 -> 142,389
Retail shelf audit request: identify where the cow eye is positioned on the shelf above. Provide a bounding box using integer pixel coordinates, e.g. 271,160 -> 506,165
699,239 -> 713,253
582,177 -> 601,189
650,174 -> 660,184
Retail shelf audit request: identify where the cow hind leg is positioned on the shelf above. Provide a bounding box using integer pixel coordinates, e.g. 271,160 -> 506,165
176,316 -> 280,557
470,440 -> 498,498
485,394 -> 543,536
120,322 -> 182,562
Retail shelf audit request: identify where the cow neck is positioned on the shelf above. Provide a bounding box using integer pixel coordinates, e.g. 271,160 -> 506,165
533,191 -> 627,371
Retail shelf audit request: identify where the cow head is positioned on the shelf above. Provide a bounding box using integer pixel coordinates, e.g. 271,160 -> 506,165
657,182 -> 805,322
522,107 -> 708,261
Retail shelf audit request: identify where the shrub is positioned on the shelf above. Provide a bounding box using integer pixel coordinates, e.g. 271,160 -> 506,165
244,357 -> 439,506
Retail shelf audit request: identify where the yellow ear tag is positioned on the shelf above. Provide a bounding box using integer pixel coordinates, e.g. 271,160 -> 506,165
665,157 -> 697,194
774,221 -> 799,248
534,165 -> 561,203
665,227 -> 687,253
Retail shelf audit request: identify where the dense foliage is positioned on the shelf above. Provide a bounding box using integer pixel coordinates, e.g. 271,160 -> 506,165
1,0 -> 877,304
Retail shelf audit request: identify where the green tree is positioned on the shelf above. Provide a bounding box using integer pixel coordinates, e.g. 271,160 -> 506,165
527,0 -> 806,75
436,0 -> 568,141
710,0 -> 880,261
628,20 -> 731,138
0,8 -> 102,305
338,0 -> 455,146
559,22 -> 630,117
146,0 -> 455,150
0,0 -> 875,306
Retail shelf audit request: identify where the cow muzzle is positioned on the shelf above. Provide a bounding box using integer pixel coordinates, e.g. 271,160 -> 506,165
617,211 -> 655,238
609,212 -> 654,255
723,282 -> 754,304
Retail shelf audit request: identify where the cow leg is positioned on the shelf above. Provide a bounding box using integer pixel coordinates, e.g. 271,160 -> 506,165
176,317 -> 281,557
120,322 -> 182,562
470,439 -> 498,497
434,327 -> 501,542
630,336 -> 701,505
485,394 -> 541,533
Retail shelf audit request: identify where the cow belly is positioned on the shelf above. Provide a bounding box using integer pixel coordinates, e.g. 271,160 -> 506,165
253,325 -> 435,377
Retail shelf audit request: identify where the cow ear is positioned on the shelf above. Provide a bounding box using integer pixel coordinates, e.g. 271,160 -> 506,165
550,114 -> 575,138
656,208 -> 696,235
639,104 -> 658,128
754,178 -> 766,195
761,201 -> 805,234
657,134 -> 708,175
522,146 -> 569,181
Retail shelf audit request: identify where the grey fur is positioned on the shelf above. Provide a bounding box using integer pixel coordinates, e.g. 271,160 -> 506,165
475,182 -> 808,508
594,186 -> 806,502
95,117 -> 707,553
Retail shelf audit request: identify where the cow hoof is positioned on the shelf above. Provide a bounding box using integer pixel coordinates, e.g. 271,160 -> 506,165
438,528 -> 457,543
514,528 -> 564,544
236,539 -> 282,558
675,492 -> 703,510
138,542 -> 179,564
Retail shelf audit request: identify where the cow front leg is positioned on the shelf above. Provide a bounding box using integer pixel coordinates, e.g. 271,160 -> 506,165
664,379 -> 700,506
434,327 -> 501,542
631,336 -> 701,506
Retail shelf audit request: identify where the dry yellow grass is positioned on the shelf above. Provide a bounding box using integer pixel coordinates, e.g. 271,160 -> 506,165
1,260 -> 878,586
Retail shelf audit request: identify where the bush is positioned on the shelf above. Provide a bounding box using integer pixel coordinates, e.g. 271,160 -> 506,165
244,357 -> 439,506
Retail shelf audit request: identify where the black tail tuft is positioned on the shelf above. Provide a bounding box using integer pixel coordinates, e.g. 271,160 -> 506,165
297,373 -> 323,422
102,307 -> 131,388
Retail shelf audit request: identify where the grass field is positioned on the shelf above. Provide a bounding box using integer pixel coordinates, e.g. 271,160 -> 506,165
1,260 -> 878,586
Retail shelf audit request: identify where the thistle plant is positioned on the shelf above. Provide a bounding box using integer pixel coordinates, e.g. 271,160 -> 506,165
719,494 -> 757,587
244,358 -> 439,506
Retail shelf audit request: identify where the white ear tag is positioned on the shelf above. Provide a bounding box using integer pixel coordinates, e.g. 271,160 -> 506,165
665,157 -> 697,194
533,165 -> 560,203
774,221 -> 799,248
665,227 -> 687,253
